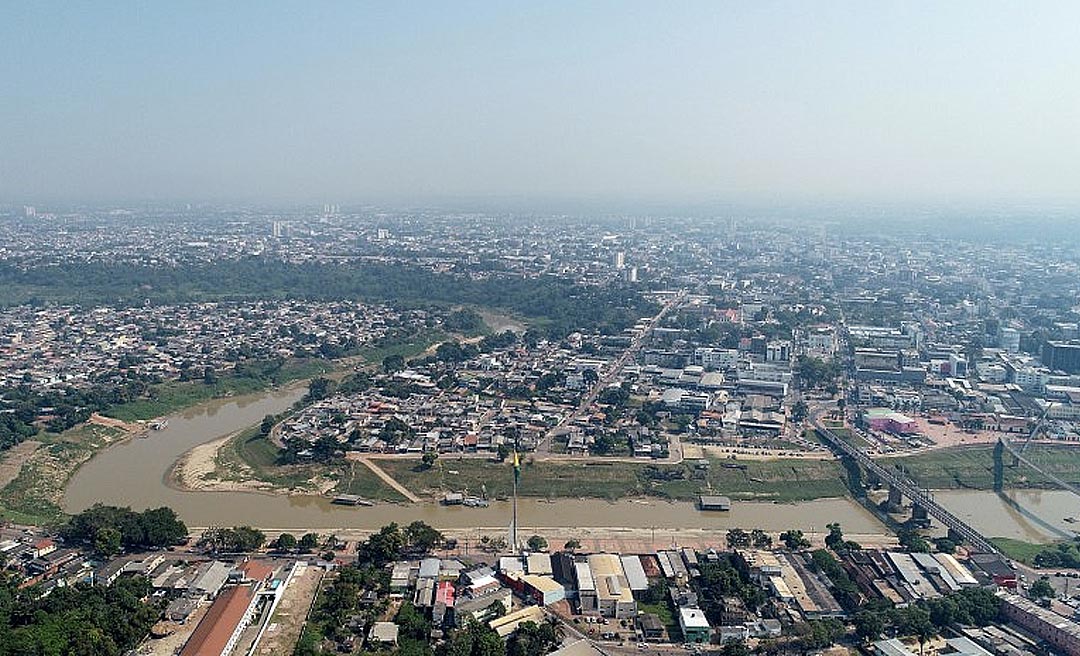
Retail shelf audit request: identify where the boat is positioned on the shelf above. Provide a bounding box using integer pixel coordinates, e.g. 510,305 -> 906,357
332,494 -> 374,506
1065,517 -> 1077,524
149,419 -> 169,430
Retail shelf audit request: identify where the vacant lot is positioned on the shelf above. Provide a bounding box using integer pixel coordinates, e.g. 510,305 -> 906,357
254,565 -> 324,656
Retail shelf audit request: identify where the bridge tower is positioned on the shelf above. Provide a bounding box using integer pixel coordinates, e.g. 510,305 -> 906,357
993,439 -> 1005,493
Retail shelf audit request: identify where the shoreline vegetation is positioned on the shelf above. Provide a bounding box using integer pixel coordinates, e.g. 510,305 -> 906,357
0,358 -> 331,525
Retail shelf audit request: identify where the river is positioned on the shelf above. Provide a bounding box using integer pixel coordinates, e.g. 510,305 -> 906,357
62,387 -> 1079,539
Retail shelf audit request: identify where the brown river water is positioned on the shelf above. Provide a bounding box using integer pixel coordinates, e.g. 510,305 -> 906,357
62,387 -> 1079,541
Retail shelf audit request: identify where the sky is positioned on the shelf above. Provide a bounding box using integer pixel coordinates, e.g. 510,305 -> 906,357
2,1 -> 1080,206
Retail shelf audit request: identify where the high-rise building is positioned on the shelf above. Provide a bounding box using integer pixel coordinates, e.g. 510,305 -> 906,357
613,251 -> 626,269
1042,341 -> 1080,374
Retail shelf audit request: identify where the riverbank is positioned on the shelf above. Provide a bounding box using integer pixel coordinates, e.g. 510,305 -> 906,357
883,443 -> 1080,490
0,357 -> 337,525
0,423 -> 124,524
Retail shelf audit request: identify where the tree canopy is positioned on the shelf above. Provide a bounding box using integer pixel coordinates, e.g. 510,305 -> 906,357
62,504 -> 187,553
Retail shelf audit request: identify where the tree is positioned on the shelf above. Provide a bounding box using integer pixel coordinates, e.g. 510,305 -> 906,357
825,523 -> 845,551
273,533 -> 298,552
305,376 -> 334,402
901,606 -> 936,655
527,535 -> 548,552
94,527 -> 122,557
726,528 -> 751,549
564,539 -> 581,552
750,529 -> 773,548
259,414 -> 275,436
720,641 -> 750,656
791,400 -> 809,423
421,452 -> 439,469
898,529 -> 931,553
780,530 -> 811,550
63,504 -> 187,551
854,610 -> 885,642
298,533 -> 319,552
405,520 -> 444,553
383,353 -> 406,374
199,525 -> 265,553
1030,577 -> 1055,600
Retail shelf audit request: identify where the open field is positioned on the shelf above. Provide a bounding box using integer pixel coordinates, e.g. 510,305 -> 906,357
375,455 -> 849,502
0,424 -> 123,525
882,444 -> 1080,490
990,537 -> 1053,564
0,440 -> 42,490
354,328 -> 448,365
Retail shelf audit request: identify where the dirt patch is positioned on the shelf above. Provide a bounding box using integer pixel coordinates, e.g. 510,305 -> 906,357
0,441 -> 42,489
254,565 -> 324,656
139,603 -> 209,656
170,433 -> 278,493
170,433 -> 336,496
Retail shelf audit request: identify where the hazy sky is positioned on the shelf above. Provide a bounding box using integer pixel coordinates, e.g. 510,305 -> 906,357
2,2 -> 1079,205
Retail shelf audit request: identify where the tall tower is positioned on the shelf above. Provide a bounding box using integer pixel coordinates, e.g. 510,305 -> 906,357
510,451 -> 521,550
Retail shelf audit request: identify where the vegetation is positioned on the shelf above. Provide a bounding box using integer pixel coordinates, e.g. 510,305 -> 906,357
1031,539 -> 1080,569
0,575 -> 161,656
0,424 -> 122,525
197,525 -> 265,553
697,554 -> 766,619
378,455 -> 847,502
62,504 -> 188,554
852,588 -> 1001,642
356,521 -> 444,566
988,537 -> 1049,564
780,529 -> 811,550
298,564 -> 389,652
0,260 -> 656,339
1029,577 -> 1055,600
884,444 -> 1080,491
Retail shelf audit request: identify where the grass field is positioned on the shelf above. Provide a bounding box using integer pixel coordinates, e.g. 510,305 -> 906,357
990,537 -> 1053,564
375,456 -> 848,502
883,444 -> 1080,490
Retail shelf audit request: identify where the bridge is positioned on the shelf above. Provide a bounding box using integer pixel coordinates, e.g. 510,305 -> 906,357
993,404 -> 1080,500
812,414 -> 998,554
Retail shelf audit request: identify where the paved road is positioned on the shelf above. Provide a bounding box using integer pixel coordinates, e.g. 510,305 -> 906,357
538,290 -> 688,454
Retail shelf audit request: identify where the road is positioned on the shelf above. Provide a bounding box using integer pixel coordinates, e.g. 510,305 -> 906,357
537,290 -> 689,454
